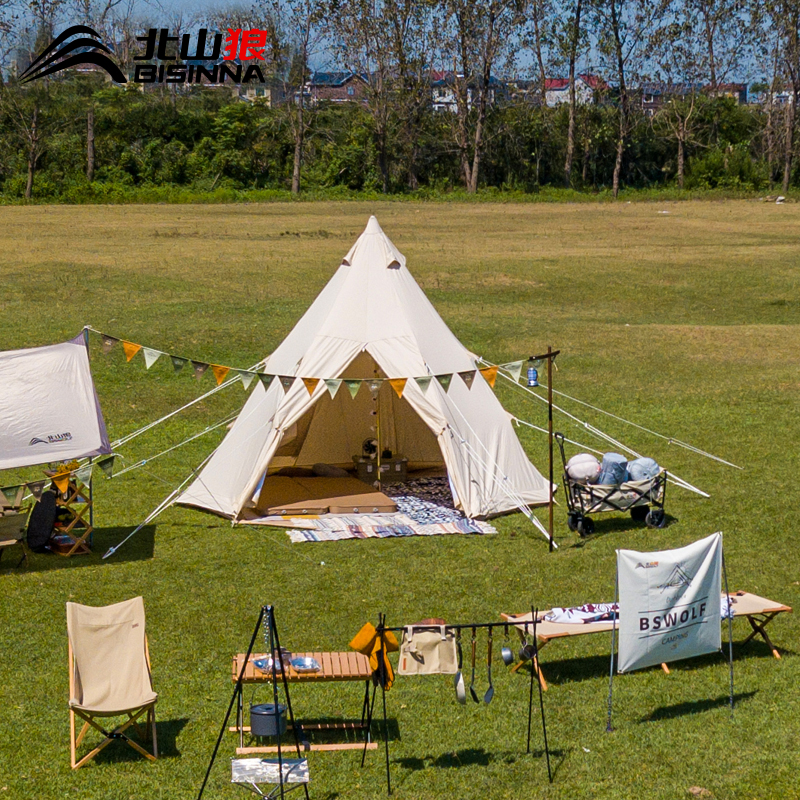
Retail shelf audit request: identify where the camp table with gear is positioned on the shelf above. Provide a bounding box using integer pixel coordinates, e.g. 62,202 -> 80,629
230,650 -> 377,754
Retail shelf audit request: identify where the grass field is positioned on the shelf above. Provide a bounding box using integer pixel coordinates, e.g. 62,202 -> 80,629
1,200 -> 799,800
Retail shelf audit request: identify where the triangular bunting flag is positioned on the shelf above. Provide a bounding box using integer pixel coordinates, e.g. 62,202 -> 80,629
458,370 -> 476,389
52,473 -> 70,494
211,364 -> 230,385
1,485 -> 21,506
101,335 -> 119,354
389,378 -> 407,398
367,379 -> 383,394
122,341 -> 142,362
26,480 -> 45,500
324,379 -> 342,399
142,347 -> 162,369
303,377 -> 320,396
75,464 -> 93,485
257,373 -> 274,390
237,370 -> 255,390
97,455 -> 116,478
415,376 -> 433,394
479,366 -> 498,388
171,355 -> 188,374
436,374 -> 453,392
192,361 -> 209,379
345,379 -> 361,399
503,360 -> 524,384
279,375 -> 296,392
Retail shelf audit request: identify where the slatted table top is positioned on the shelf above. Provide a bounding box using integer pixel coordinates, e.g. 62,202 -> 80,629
232,651 -> 372,683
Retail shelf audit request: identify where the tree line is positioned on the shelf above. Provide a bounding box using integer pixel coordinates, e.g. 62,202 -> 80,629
0,0 -> 799,200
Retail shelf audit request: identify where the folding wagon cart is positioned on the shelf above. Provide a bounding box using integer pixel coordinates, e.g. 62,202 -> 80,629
555,433 -> 667,537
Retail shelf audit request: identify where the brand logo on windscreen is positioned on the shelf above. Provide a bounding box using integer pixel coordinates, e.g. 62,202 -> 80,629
657,563 -> 694,593
20,25 -> 127,84
29,432 -> 73,445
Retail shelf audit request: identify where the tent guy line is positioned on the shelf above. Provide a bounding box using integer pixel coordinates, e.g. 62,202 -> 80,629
494,370 -> 711,498
479,357 -> 740,470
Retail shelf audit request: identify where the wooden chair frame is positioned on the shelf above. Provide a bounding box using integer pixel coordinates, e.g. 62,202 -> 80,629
0,486 -> 32,569
54,480 -> 92,557
68,637 -> 158,769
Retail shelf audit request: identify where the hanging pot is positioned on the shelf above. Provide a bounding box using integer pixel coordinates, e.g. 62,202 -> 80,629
501,622 -> 514,666
250,703 -> 287,738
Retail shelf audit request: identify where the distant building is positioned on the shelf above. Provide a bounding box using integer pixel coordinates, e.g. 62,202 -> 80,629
544,74 -> 607,106
639,82 -> 703,116
707,83 -> 748,104
304,71 -> 367,104
430,70 -> 502,112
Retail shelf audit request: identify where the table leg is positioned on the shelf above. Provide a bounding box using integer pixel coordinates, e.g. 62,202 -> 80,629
238,683 -> 244,750
743,614 -> 782,659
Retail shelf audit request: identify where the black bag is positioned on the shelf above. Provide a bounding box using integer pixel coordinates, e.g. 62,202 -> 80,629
27,490 -> 57,552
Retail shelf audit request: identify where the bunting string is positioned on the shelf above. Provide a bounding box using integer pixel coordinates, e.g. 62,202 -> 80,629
84,326 -> 516,399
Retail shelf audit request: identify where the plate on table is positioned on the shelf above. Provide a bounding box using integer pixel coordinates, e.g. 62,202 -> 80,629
290,656 -> 320,673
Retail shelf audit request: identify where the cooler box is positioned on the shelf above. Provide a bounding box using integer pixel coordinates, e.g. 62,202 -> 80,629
353,456 -> 408,484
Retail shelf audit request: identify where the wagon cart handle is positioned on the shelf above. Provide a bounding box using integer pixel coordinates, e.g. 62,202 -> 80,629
554,432 -> 568,470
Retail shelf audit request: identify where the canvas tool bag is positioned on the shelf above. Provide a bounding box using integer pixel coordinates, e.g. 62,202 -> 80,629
398,625 -> 458,675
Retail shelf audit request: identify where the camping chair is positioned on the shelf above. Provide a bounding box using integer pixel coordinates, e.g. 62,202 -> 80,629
0,486 -> 30,568
67,597 -> 158,769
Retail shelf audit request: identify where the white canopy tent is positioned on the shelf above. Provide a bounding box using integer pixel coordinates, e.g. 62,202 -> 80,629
0,334 -> 111,470
177,216 -> 551,521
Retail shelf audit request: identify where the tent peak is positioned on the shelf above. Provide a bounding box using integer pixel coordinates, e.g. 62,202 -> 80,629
341,216 -> 404,269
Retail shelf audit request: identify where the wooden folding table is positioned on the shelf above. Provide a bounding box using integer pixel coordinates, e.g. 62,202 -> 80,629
230,651 -> 377,754
502,590 -> 792,690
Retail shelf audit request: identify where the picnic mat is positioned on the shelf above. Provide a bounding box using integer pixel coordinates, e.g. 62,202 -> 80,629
244,478 -> 497,542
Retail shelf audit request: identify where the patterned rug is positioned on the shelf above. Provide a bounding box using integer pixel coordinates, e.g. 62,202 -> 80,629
243,478 -> 497,543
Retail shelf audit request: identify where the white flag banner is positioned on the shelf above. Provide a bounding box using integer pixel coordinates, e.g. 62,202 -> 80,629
617,532 -> 723,673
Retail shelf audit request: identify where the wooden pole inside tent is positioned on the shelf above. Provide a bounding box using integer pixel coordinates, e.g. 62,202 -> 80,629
375,369 -> 382,490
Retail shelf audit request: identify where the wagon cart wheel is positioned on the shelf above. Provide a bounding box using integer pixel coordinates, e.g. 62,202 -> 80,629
645,509 -> 666,528
630,506 -> 649,522
576,516 -> 594,537
567,512 -> 580,532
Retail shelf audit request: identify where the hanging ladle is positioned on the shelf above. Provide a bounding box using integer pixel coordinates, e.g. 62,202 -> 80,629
469,626 -> 480,703
484,629 -> 495,704
454,628 -> 466,704
501,622 -> 514,666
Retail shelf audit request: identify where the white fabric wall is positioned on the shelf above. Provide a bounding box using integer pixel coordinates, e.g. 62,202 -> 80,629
0,335 -> 110,470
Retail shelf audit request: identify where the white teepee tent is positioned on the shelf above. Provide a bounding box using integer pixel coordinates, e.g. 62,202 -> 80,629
177,216 -> 551,520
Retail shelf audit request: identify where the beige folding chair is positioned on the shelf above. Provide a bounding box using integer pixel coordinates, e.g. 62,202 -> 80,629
0,511 -> 30,568
67,597 -> 158,769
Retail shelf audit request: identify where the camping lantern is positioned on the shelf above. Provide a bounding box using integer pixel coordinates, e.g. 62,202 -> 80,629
527,366 -> 539,387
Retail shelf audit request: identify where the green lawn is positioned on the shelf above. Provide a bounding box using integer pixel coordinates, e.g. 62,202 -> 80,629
1,201 -> 799,799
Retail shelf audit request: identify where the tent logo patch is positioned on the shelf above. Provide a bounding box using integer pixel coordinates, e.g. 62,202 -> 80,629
29,432 -> 73,445
657,563 -> 694,593
20,25 -> 127,84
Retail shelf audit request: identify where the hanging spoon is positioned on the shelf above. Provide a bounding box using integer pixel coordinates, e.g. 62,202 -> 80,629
469,626 -> 480,703
484,629 -> 495,704
454,628 -> 466,704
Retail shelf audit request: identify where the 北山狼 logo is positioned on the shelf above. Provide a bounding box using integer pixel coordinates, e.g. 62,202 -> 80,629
20,25 -> 127,83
